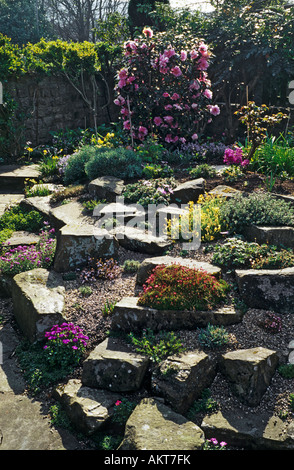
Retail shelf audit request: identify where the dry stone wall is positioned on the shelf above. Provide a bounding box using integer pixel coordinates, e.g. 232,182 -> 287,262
6,73 -> 119,147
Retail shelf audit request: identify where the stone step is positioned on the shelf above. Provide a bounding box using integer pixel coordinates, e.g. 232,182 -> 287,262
0,193 -> 25,217
53,378 -> 122,436
111,297 -> 243,333
81,337 -> 149,392
0,164 -> 41,191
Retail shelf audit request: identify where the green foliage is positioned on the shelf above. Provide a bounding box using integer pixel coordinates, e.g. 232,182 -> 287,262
142,163 -> 174,179
63,146 -> 101,185
278,364 -> 294,379
198,323 -> 230,349
49,403 -> 73,430
219,192 -> 294,234
112,398 -> 136,424
187,389 -> 219,417
250,134 -> 294,178
235,102 -> 288,160
210,238 -> 294,271
123,177 -> 176,208
122,259 -> 141,273
0,205 -> 44,232
102,299 -> 116,316
127,328 -> 185,363
128,0 -> 170,31
189,164 -> 217,179
78,286 -> 93,297
84,147 -> 143,181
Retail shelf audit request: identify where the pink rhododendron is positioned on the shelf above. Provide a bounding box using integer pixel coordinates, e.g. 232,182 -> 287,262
208,104 -> 220,116
115,28 -> 218,146
180,50 -> 187,61
204,89 -> 213,99
154,116 -> 163,126
171,93 -> 180,100
171,66 -> 182,77
143,27 -> 153,38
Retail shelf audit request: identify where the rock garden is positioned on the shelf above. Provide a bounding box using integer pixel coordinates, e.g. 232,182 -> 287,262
1,0 -> 294,452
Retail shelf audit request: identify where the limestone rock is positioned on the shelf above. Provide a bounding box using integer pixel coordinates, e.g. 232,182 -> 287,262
118,397 -> 205,450
201,409 -> 294,450
2,231 -> 40,248
53,223 -> 119,272
242,225 -> 294,248
0,193 -> 25,217
53,378 -> 120,435
151,351 -> 217,414
220,347 -> 278,406
110,226 -> 173,254
111,297 -> 243,333
235,267 -> 294,312
136,255 -> 221,285
11,268 -> 65,342
88,176 -> 124,202
49,200 -> 93,230
170,178 -> 205,204
20,195 -> 52,220
81,337 -> 149,392
209,185 -> 242,199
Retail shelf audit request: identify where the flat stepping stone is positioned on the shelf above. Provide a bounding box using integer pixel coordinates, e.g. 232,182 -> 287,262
54,378 -> 121,436
88,176 -> 124,202
0,164 -> 40,190
242,225 -> 294,248
118,397 -> 205,450
20,195 -> 52,219
81,337 -> 149,392
111,297 -> 243,333
201,409 -> 294,450
136,255 -> 222,285
170,178 -> 205,204
53,223 -> 119,272
11,268 -> 65,342
151,350 -> 217,414
110,226 -> 173,254
235,267 -> 294,312
2,231 -> 40,248
220,347 -> 278,406
50,200 -> 93,230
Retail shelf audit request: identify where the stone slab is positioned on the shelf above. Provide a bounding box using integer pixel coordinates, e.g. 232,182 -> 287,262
235,267 -> 294,313
111,297 -> 243,332
11,268 -> 65,342
81,337 -> 149,392
242,225 -> 294,248
110,226 -> 173,255
201,409 -> 294,450
54,378 -> 121,435
118,397 -> 205,450
53,223 -> 119,272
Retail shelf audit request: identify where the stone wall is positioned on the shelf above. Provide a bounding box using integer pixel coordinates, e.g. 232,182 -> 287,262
6,73 -> 119,147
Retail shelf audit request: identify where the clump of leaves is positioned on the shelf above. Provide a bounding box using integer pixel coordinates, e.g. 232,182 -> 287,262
278,364 -> 294,379
127,328 -> 185,363
187,389 -> 219,418
198,323 -> 230,349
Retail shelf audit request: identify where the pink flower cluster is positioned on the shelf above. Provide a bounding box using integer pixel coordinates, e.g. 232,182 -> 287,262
114,28 -> 220,146
223,147 -> 249,167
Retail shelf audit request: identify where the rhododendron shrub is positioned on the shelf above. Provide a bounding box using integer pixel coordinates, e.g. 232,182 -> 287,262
114,28 -> 219,147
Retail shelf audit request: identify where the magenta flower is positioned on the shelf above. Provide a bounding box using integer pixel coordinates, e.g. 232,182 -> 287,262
163,115 -> 174,125
180,50 -> 187,61
171,66 -> 182,77
154,116 -> 163,126
171,92 -> 180,100
209,104 -> 220,116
